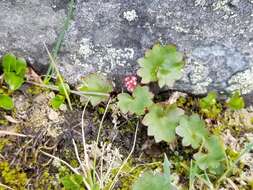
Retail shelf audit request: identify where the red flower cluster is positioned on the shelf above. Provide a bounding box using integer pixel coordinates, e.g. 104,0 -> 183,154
124,75 -> 137,92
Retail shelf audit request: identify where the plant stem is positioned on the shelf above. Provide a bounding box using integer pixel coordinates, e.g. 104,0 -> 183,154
26,81 -> 110,97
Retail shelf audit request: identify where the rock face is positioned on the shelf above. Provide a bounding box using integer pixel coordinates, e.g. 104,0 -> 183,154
0,0 -> 67,73
1,0 -> 253,95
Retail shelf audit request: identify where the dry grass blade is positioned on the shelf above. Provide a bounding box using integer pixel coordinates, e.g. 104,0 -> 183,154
40,150 -> 79,174
72,138 -> 87,176
40,150 -> 92,190
92,98 -> 112,182
108,121 -> 139,190
43,43 -> 73,110
81,100 -> 91,171
0,182 -> 15,190
0,130 -> 31,138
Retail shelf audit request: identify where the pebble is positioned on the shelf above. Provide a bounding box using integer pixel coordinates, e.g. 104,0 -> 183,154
48,109 -> 59,121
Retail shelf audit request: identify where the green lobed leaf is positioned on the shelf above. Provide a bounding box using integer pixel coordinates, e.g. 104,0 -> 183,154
51,95 -> 65,109
78,74 -> 112,106
137,44 -> 184,88
4,72 -> 24,91
2,53 -> 16,73
194,135 -> 226,171
0,94 -> 14,110
132,172 -> 173,190
163,154 -> 172,184
117,85 -> 154,115
60,174 -> 85,190
227,91 -> 245,110
133,155 -> 175,190
176,114 -> 209,149
142,104 -> 184,143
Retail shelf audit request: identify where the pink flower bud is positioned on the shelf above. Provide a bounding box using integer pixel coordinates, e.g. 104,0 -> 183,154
124,75 -> 137,92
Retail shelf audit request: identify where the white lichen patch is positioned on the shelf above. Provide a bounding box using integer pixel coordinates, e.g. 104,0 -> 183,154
182,59 -> 212,94
78,38 -> 93,59
227,68 -> 253,94
213,0 -> 234,13
97,47 -> 135,72
123,10 -> 138,22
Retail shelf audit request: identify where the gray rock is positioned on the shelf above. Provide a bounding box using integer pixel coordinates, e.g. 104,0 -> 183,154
1,0 -> 253,95
60,0 -> 253,95
0,0 -> 67,73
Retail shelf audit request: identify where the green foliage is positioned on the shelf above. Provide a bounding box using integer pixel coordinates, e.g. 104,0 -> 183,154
132,172 -> 171,190
117,86 -> 154,115
142,104 -> 184,143
4,72 -> 24,91
194,135 -> 226,171
2,53 -> 27,91
176,114 -> 209,149
227,91 -> 245,110
199,91 -> 221,118
137,44 -> 184,88
2,53 -> 16,73
58,83 -> 70,96
50,82 -> 70,110
0,94 -> 14,110
133,155 -> 174,190
60,174 -> 85,190
0,161 -> 28,190
0,53 -> 27,110
51,94 -> 65,109
79,73 -> 113,106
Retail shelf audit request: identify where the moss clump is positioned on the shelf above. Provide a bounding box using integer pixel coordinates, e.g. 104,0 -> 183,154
26,85 -> 43,95
0,138 -> 9,153
34,170 -> 59,190
0,161 -> 28,190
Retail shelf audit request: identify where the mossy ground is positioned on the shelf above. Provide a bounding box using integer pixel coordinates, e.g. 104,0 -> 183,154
0,88 -> 252,189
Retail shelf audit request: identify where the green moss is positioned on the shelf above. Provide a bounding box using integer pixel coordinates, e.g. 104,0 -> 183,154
70,159 -> 79,168
58,166 -> 72,179
0,138 -> 9,152
0,118 -> 8,126
0,161 -> 28,190
26,85 -> 43,95
249,178 -> 253,189
176,96 -> 187,107
34,170 -> 58,190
